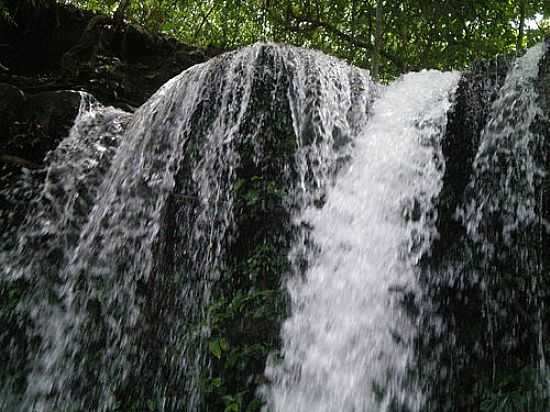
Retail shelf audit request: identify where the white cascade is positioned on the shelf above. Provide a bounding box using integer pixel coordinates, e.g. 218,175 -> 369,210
265,70 -> 460,412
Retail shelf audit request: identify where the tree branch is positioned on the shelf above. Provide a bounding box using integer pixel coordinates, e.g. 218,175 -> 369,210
194,2 -> 217,40
285,8 -> 400,69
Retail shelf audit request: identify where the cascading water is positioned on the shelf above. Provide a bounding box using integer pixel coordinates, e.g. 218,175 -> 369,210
14,45 -> 266,412
264,71 -> 460,412
417,42 -> 550,411
458,41 -> 550,400
0,43 -> 376,411
1,38 -> 549,412
462,43 -> 548,248
0,93 -> 131,410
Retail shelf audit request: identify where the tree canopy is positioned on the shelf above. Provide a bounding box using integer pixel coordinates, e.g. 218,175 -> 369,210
51,0 -> 549,80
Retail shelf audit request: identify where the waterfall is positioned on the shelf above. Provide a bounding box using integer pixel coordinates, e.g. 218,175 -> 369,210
264,71 -> 460,411
458,41 -> 550,399
0,93 -> 131,411
0,43 -> 375,411
1,39 -> 549,412
418,42 -> 550,410
462,43 -> 548,245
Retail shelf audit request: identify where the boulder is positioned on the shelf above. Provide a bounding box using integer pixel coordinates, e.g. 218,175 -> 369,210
0,0 -> 222,108
0,88 -> 82,167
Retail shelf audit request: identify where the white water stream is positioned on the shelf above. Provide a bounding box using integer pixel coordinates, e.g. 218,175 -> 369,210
265,71 -> 460,412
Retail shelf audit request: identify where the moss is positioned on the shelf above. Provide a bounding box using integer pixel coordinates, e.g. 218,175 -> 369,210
199,46 -> 298,412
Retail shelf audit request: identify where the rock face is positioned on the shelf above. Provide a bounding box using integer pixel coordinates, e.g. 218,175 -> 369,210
0,86 -> 85,255
1,2 -> 550,411
0,9 -> 222,409
0,42 -> 374,412
420,39 -> 550,411
0,83 -> 26,149
0,0 -> 222,177
0,0 -> 222,108
416,56 -> 514,411
0,87 -> 82,165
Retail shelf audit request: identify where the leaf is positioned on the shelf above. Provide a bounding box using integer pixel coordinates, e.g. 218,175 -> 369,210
220,337 -> 230,352
209,338 -> 222,359
224,403 -> 240,412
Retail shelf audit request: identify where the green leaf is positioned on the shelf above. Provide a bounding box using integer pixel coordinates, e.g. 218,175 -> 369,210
224,403 -> 240,412
209,338 -> 222,359
220,337 -> 230,352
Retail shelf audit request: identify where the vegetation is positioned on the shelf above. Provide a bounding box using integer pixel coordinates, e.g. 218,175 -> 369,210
1,1 -> 550,411
51,0 -> 550,79
478,367 -> 550,412
200,72 -> 298,411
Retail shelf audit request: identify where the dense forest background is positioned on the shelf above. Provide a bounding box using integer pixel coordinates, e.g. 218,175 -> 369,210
2,0 -> 547,80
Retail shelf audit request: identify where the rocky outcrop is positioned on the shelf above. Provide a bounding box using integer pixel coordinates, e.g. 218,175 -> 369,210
1,1 -> 550,410
0,0 -> 222,107
0,0 -> 222,172
419,38 -> 550,412
0,41 -> 373,412
0,86 -> 82,166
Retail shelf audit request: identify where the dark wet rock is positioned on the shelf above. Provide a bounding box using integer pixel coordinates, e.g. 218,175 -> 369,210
420,42 -> 550,412
538,37 -> 550,115
0,89 -> 82,167
0,0 -> 222,108
0,0 -> 91,75
0,83 -> 26,144
0,0 -> 221,169
434,54 -> 512,257
25,90 -> 82,157
0,88 -> 83,246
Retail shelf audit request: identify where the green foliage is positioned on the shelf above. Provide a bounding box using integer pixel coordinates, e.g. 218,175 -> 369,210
56,0 -> 550,79
234,176 -> 286,213
479,367 -> 550,412
203,288 -> 284,412
0,0 -> 12,23
200,144 -> 292,410
209,336 -> 230,359
108,388 -> 166,412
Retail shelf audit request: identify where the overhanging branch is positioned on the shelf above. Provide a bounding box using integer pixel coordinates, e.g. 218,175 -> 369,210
285,8 -> 401,68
